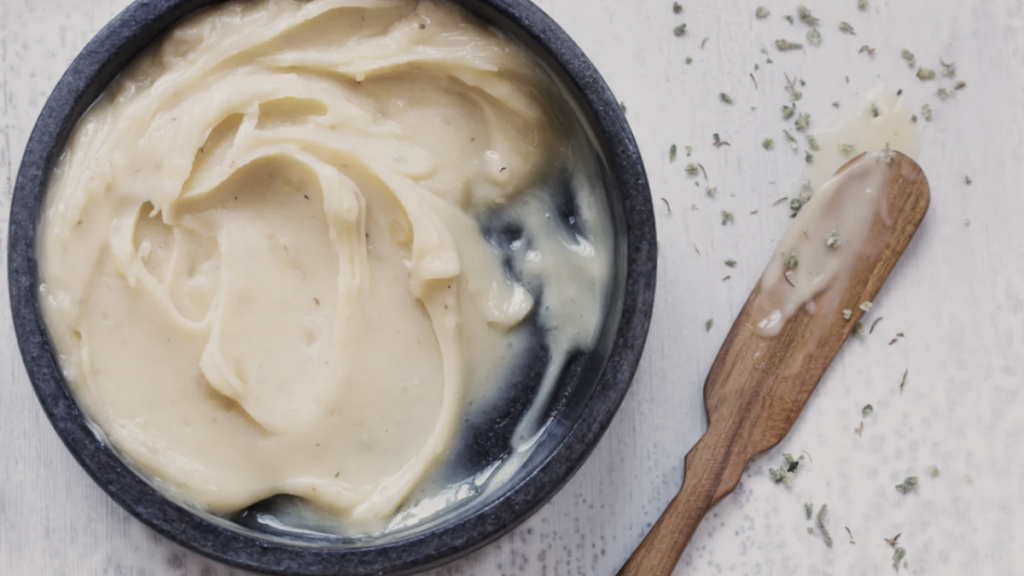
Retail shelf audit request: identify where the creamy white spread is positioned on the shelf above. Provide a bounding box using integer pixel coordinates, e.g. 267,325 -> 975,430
38,0 -> 612,531
755,87 -> 919,337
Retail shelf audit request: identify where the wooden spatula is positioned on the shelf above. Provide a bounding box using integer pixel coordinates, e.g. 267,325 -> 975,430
617,151 -> 930,576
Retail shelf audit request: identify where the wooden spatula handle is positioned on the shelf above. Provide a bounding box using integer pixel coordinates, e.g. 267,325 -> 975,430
617,425 -> 746,576
615,474 -> 714,576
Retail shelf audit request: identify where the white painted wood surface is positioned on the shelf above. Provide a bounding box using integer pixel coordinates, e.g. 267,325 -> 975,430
2,0 -> 1022,574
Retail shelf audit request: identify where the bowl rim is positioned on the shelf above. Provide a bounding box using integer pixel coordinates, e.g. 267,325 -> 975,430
6,0 -> 657,574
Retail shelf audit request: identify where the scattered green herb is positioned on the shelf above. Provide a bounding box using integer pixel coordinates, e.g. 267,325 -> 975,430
870,103 -> 881,118
858,0 -> 868,10
673,2 -> 682,14
775,39 -> 804,51
893,547 -> 907,570
713,133 -> 730,147
725,258 -> 737,267
785,15 -> 795,25
930,465 -> 940,477
705,318 -> 714,331
706,185 -> 718,197
917,66 -> 936,80
817,505 -> 833,547
785,453 -> 802,472
674,24 -> 687,37
826,231 -> 841,248
807,134 -> 821,152
782,102 -> 797,120
721,210 -> 734,225
790,198 -> 804,217
832,100 -> 841,108
685,145 -> 693,157
807,527 -> 815,535
805,151 -> 813,163
862,404 -> 874,417
670,144 -> 678,161
839,143 -> 857,156
784,129 -> 799,149
922,104 -> 933,121
895,476 -> 919,494
795,112 -> 811,131
755,6 -> 770,19
685,163 -> 699,176
783,250 -> 799,270
807,28 -> 822,47
720,92 -> 734,104
619,102 -> 627,114
901,48 -> 915,68
839,21 -> 856,34
941,60 -> 956,77
937,87 -> 951,100
763,138 -> 775,150
965,175 -> 973,185
769,453 -> 805,486
686,56 -> 693,65
799,182 -> 813,203
805,502 -> 814,520
797,5 -> 819,26
854,322 -> 867,337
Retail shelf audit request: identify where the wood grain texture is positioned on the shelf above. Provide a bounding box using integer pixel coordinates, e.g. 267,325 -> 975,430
617,153 -> 930,576
2,1 -> 1023,575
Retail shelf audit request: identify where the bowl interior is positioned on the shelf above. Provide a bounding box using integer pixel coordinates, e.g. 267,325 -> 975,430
7,0 -> 655,574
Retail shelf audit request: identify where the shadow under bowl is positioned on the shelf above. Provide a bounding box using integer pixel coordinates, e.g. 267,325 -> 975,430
7,0 -> 657,574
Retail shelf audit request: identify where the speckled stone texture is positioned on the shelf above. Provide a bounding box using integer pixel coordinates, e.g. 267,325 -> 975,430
6,0 -> 656,574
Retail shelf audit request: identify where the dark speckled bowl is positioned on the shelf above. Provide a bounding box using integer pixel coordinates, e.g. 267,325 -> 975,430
7,1 -> 656,574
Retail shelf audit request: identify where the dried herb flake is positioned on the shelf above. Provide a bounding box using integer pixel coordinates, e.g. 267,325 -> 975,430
797,5 -> 819,26
901,48 -> 916,68
776,39 -> 804,51
795,112 -> 811,131
895,476 -> 919,494
817,504 -> 833,547
807,28 -> 822,47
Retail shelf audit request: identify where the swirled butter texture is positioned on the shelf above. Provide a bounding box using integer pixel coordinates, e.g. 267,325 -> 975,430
38,0 -> 612,531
